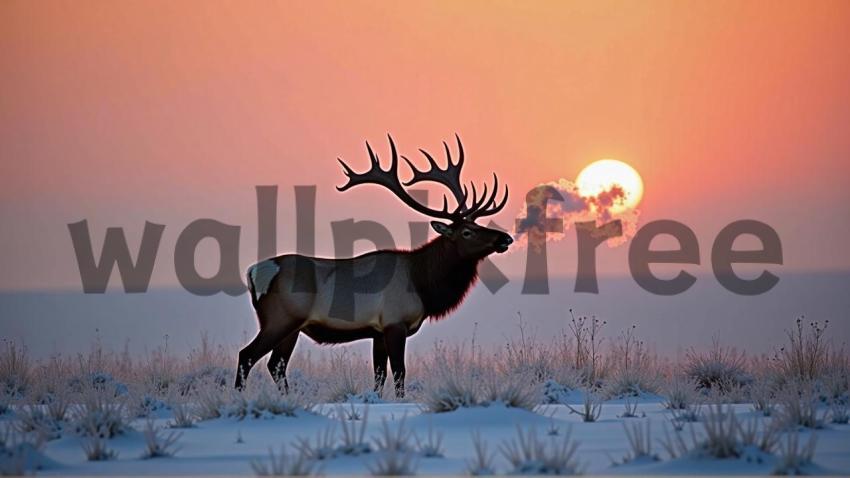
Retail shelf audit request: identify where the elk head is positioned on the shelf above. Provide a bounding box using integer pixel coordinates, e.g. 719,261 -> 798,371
337,135 -> 513,259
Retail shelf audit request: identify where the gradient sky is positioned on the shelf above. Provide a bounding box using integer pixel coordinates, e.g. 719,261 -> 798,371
1,2 -> 849,315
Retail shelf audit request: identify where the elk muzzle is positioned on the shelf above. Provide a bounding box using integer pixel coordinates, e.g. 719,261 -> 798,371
494,233 -> 514,253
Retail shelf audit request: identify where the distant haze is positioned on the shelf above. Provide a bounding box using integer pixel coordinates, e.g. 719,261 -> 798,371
2,272 -> 848,360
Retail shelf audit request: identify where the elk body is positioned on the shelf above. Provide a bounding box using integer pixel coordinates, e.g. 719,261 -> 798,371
234,136 -> 513,397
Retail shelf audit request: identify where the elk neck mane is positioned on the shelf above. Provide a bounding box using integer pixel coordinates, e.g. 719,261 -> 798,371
406,235 -> 481,320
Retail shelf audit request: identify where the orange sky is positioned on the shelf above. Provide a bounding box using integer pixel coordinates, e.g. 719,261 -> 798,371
2,0 -> 850,290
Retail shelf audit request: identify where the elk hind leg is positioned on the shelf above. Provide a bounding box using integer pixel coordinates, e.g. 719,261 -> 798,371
235,302 -> 302,390
267,331 -> 299,392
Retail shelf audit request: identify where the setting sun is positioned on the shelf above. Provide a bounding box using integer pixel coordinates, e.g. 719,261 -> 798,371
575,159 -> 644,213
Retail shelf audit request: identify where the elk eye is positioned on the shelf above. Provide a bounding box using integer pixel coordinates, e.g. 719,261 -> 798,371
461,229 -> 474,239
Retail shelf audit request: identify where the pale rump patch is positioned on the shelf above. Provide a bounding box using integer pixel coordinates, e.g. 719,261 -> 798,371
248,260 -> 279,301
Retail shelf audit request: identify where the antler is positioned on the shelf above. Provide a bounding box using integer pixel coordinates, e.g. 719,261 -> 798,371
467,171 -> 509,220
337,135 -> 463,221
401,135 -> 468,212
337,135 -> 508,222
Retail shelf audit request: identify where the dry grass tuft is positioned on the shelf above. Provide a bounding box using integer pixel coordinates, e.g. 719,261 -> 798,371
565,389 -> 603,422
414,421 -> 444,458
251,444 -> 320,476
466,430 -> 495,476
620,420 -> 658,463
499,425 -> 582,475
685,339 -> 751,393
773,431 -> 817,475
141,420 -> 181,459
80,426 -> 117,461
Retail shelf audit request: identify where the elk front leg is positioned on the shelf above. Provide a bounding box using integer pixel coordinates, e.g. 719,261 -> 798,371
383,324 -> 407,399
372,336 -> 388,393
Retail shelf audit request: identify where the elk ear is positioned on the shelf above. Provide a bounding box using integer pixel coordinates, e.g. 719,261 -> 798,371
430,221 -> 453,237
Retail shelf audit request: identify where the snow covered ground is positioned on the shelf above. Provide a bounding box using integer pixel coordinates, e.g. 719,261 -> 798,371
7,396 -> 848,476
2,319 -> 847,475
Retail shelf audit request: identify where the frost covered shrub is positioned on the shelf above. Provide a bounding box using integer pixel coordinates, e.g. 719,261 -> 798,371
550,363 -> 584,392
499,426 -> 581,475
606,325 -> 661,397
606,369 -> 659,399
367,448 -> 418,476
819,367 -> 850,408
777,381 -> 826,429
80,426 -> 117,461
420,342 -> 539,413
671,402 -> 703,424
0,342 -> 30,398
773,431 -> 817,475
414,422 -> 444,458
774,318 -> 831,382
368,417 -> 418,475
337,406 -> 372,456
747,374 -> 778,416
15,406 -> 62,441
565,388 -> 603,422
663,377 -> 704,425
71,391 -> 129,438
193,371 -> 314,421
185,332 -> 233,371
140,343 -> 179,394
252,444 -> 320,476
191,379 -> 228,420
403,378 -> 424,397
27,355 -> 73,402
698,404 -> 741,458
0,393 -> 10,417
499,313 -> 555,383
224,383 -> 314,419
830,397 -> 849,424
142,420 -> 181,459
619,397 -> 642,418
323,351 -> 377,403
420,344 -> 481,412
293,427 -> 338,461
482,371 -> 539,411
68,372 -> 127,397
542,380 -> 573,404
294,408 -> 375,460
658,422 -> 690,459
343,391 -> 383,404
333,403 -> 364,421
619,421 -> 658,464
42,392 -> 70,424
567,312 -> 607,386
737,416 -> 780,453
176,366 -> 230,395
685,340 -> 751,393
1,424 -> 51,474
132,394 -> 169,419
663,406 -> 778,458
663,376 -> 698,410
372,416 -> 413,453
467,430 -> 495,476
168,401 -> 196,428
661,405 -> 808,464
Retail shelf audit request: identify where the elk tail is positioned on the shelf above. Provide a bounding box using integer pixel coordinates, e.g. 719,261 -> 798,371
246,260 -> 280,313
246,270 -> 260,311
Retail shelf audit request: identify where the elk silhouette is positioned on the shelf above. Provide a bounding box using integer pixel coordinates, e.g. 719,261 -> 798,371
235,135 -> 513,397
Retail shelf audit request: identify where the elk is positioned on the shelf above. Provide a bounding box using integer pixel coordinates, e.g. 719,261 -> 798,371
234,135 -> 513,397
